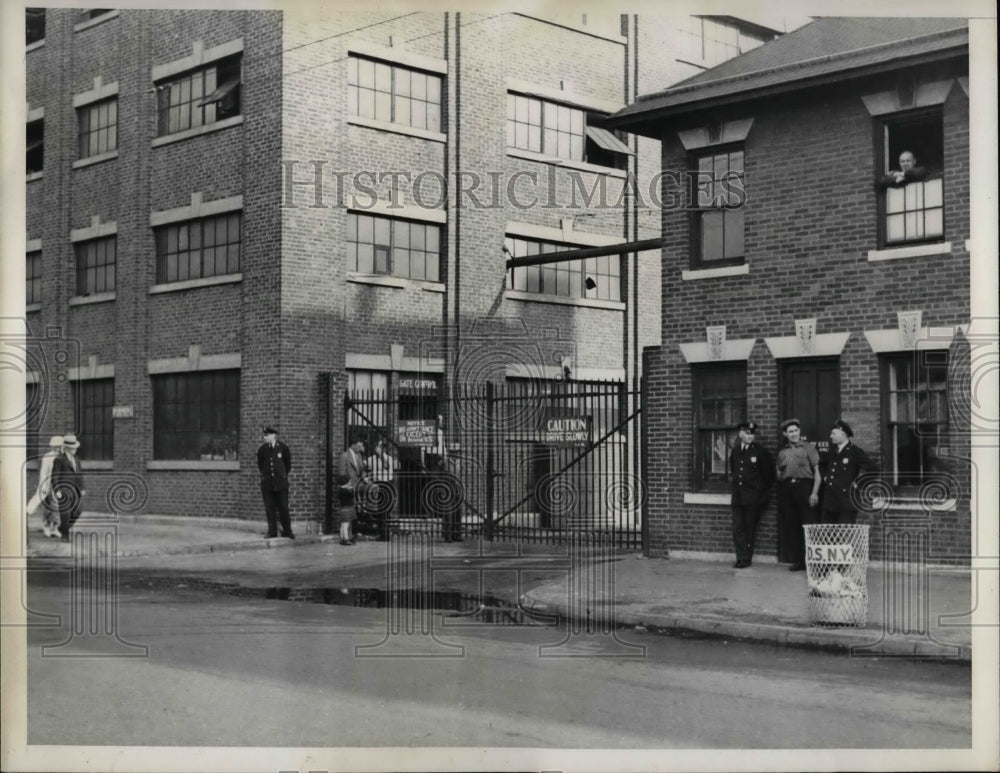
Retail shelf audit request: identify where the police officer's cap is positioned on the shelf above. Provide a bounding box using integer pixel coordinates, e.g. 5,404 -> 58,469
780,418 -> 801,432
262,426 -> 277,435
831,419 -> 854,437
737,421 -> 758,433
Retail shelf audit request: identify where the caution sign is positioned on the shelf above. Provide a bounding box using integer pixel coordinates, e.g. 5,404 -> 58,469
806,544 -> 855,564
540,410 -> 591,447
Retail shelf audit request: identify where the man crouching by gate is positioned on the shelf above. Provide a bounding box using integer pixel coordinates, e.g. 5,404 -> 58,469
729,421 -> 774,568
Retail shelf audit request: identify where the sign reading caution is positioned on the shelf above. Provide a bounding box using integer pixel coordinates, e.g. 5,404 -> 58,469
540,409 -> 592,447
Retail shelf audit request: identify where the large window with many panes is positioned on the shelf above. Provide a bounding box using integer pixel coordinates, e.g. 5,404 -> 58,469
881,351 -> 949,488
505,236 -> 621,302
156,55 -> 241,136
347,213 -> 440,282
26,252 -> 42,305
152,370 -> 239,461
348,56 -> 442,132
75,236 -> 116,295
78,98 -> 117,159
693,363 -> 747,490
72,378 -> 114,461
690,146 -> 745,267
155,212 -> 241,283
676,16 -> 768,67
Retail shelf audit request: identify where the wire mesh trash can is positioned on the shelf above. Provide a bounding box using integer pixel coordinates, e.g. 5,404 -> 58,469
803,524 -> 869,627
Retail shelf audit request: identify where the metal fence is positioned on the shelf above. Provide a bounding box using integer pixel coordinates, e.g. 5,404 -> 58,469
335,379 -> 644,549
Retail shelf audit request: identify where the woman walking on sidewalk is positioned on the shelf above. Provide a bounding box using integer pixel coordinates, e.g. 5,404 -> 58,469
27,436 -> 65,537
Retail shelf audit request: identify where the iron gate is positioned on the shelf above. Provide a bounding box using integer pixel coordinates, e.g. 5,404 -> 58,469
332,378 -> 645,549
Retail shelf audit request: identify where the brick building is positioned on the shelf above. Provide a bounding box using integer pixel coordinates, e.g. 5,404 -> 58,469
22,9 -> 787,533
609,18 -> 973,562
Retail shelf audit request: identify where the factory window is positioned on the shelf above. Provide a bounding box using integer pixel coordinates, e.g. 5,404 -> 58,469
156,54 -> 241,136
155,212 -> 241,283
26,252 -> 42,305
348,56 -> 442,132
152,370 -> 240,461
75,236 -> 116,295
27,119 -> 44,175
72,378 -> 114,461
78,98 -> 118,158
506,236 -> 621,302
347,212 -> 440,282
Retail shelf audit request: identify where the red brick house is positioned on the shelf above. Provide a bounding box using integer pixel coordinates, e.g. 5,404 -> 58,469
608,18 -> 972,562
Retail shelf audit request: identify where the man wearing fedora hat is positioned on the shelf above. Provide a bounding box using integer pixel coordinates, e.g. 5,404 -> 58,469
257,426 -> 295,539
51,434 -> 85,542
821,419 -> 876,524
728,421 -> 774,568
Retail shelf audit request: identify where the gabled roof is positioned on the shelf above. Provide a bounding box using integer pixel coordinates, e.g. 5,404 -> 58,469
609,17 -> 968,129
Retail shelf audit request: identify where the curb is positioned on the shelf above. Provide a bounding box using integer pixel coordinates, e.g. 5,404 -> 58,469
519,593 -> 972,662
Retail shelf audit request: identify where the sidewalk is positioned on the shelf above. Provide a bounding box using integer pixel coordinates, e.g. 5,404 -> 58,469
19,512 -> 974,661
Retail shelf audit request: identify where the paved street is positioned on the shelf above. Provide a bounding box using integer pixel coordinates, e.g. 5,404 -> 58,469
26,573 -> 970,748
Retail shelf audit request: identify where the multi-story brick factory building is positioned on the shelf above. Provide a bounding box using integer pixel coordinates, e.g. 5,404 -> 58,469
609,17 -> 974,562
22,8 -> 792,538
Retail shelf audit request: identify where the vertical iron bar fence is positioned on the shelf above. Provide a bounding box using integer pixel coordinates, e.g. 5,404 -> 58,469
340,379 -> 643,548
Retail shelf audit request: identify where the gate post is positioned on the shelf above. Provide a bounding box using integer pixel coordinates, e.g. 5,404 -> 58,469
485,381 -> 495,542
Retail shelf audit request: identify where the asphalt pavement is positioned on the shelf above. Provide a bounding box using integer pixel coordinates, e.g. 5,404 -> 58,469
19,511 -> 973,661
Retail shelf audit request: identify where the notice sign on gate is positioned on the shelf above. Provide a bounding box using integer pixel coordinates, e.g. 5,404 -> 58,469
396,419 -> 438,447
540,409 -> 591,447
807,544 -> 855,563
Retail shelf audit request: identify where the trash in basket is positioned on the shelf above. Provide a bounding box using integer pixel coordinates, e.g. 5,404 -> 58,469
803,524 -> 870,627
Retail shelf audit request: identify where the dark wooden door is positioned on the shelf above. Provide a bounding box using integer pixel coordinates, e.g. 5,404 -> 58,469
777,359 -> 840,561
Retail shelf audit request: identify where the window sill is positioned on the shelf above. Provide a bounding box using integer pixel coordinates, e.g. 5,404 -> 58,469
74,10 -> 120,32
421,281 -> 445,294
347,273 -> 443,291
149,273 -> 242,294
147,460 -> 240,471
867,242 -> 952,262
681,263 -> 749,281
152,115 -> 244,148
26,303 -> 41,313
26,172 -> 44,183
73,150 -> 119,169
26,39 -> 45,53
505,148 -> 627,177
347,116 -> 446,144
871,496 -> 957,513
683,492 -> 731,505
81,460 -> 114,470
504,289 -> 625,310
70,291 -> 116,307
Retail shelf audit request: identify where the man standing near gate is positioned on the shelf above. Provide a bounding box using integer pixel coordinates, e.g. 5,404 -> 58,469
729,421 -> 774,568
257,426 -> 295,539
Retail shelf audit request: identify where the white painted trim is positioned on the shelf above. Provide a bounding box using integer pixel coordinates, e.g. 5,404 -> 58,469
26,172 -> 43,183
681,264 -> 749,281
26,105 -> 44,122
147,352 -> 241,374
73,9 -> 119,33
506,77 -> 623,114
957,77 -> 969,97
348,200 -> 446,224
347,273 -> 408,289
504,290 -> 625,311
81,460 -> 114,470
677,119 -> 754,150
25,303 -> 41,314
151,115 -> 244,148
347,41 -> 448,74
863,325 -> 965,353
73,150 -> 119,169
553,158 -> 628,179
683,492 -> 732,505
147,460 -> 240,471
149,273 -> 242,294
678,338 -> 756,364
26,39 -> 45,54
871,496 -> 957,513
152,38 -> 244,82
70,216 -> 117,242
765,332 -> 850,359
505,219 -> 621,246
69,292 -> 116,307
72,77 -> 119,108
507,147 -> 566,166
347,116 -> 446,144
68,360 -> 115,380
861,79 -> 955,116
151,193 -> 243,227
867,241 -> 952,262
26,239 -> 42,252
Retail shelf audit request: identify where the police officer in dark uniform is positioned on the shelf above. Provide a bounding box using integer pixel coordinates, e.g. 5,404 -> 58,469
821,419 -> 876,524
257,426 -> 294,539
729,421 -> 775,568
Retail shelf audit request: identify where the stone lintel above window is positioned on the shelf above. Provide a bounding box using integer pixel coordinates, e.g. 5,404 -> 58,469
70,215 -> 117,242
152,38 -> 244,82
764,332 -> 850,359
679,338 -> 756,364
860,78 -> 955,116
72,76 -> 119,108
150,193 -> 243,227
677,118 -> 754,151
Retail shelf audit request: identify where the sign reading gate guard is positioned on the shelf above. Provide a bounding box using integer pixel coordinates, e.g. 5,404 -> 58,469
540,409 -> 592,447
806,544 -> 855,563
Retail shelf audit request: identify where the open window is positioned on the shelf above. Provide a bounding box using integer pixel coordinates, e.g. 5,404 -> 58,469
878,110 -> 944,246
27,119 -> 44,175
26,8 -> 45,45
